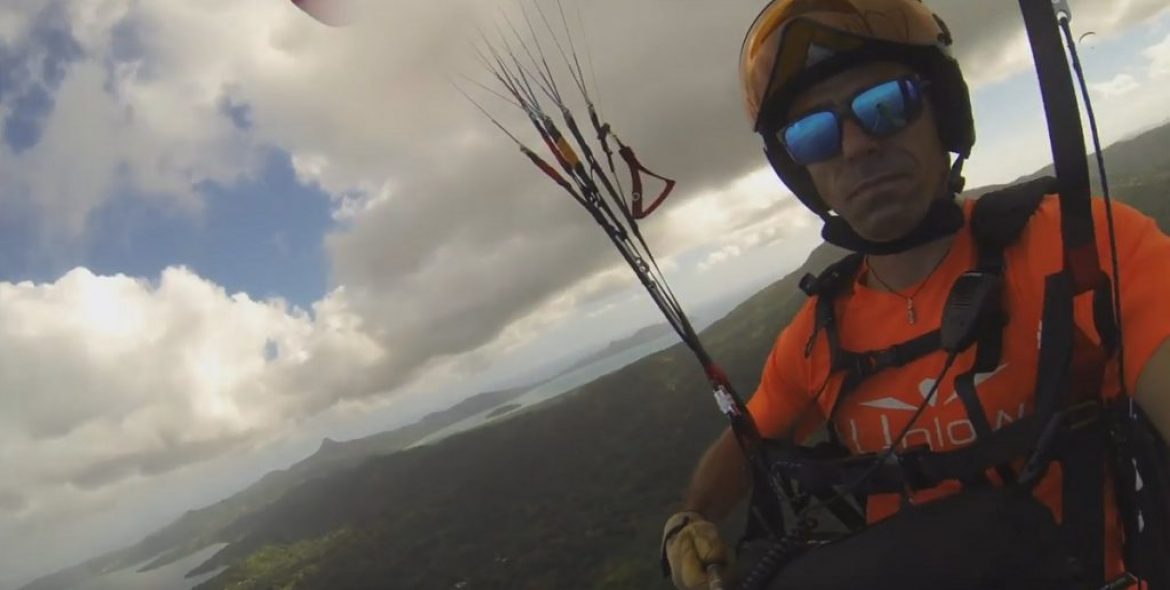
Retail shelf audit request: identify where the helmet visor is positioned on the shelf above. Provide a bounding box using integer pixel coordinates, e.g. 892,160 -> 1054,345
739,0 -> 948,130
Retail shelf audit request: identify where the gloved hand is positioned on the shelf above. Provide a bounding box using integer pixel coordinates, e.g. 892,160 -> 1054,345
661,510 -> 730,590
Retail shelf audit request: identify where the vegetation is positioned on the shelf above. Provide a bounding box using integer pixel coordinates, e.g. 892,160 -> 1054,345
209,529 -> 353,590
25,122 -> 1170,590
18,386 -> 535,590
182,124 -> 1170,590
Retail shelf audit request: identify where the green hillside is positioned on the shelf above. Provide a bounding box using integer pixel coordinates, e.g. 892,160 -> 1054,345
25,121 -> 1170,590
179,122 -> 1170,590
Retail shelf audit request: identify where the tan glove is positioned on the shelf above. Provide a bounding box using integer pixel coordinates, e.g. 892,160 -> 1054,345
661,510 -> 730,590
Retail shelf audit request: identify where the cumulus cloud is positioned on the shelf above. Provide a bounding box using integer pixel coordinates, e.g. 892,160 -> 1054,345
2,1 -> 1169,586
2,0 -> 1165,404
662,167 -> 812,272
0,266 -> 381,525
0,0 -> 274,238
320,0 -> 1170,398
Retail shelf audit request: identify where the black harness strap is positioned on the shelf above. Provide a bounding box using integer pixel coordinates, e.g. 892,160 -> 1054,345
760,178 -> 1127,586
1018,0 -> 1101,295
832,331 -> 942,409
771,179 -> 1055,513
951,180 -> 1051,481
1018,4 -> 1117,580
802,253 -> 944,423
774,411 -> 1105,498
801,183 -> 1050,433
1021,268 -> 1109,585
802,253 -> 864,357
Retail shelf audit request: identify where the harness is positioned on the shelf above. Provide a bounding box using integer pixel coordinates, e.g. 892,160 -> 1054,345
735,176 -> 1165,589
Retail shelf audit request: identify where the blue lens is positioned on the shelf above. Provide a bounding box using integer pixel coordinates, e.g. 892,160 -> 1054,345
782,110 -> 840,165
852,79 -> 917,137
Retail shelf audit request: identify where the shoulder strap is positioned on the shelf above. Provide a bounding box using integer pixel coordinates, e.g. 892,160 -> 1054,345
801,181 -> 1051,434
948,178 -> 1052,483
799,252 -> 863,298
969,176 -> 1054,257
799,253 -> 863,358
984,177 -> 1113,584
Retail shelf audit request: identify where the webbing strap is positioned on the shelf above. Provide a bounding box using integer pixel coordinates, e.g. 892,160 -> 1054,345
1093,285 -> 1119,357
1028,272 -> 1076,433
782,173 -> 1114,571
810,182 -> 1048,427
950,190 -> 1038,483
831,331 -> 942,415
801,253 -> 864,298
968,177 -> 1053,255
1017,5 -> 1123,581
951,336 -> 997,438
1060,427 -> 1107,584
806,254 -> 864,362
951,326 -> 1000,445
1022,269 -> 1111,586
772,414 -> 1111,498
1017,0 -> 1101,294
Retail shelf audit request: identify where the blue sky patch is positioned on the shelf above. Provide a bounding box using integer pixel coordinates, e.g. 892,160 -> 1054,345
0,149 -> 335,310
218,95 -> 254,131
84,149 -> 334,309
3,83 -> 54,152
0,2 -> 83,154
102,13 -> 150,95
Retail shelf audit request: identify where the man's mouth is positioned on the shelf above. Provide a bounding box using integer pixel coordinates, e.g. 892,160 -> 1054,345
847,173 -> 905,202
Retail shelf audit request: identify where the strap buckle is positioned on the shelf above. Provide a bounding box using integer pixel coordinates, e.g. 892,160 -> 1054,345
851,345 -> 903,378
869,347 -> 899,370
895,445 -> 933,490
851,353 -> 875,378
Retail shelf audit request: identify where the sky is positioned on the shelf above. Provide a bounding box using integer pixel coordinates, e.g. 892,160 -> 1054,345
1,0 -> 1169,588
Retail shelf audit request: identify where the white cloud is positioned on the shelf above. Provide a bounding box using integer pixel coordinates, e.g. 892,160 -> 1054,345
1,0 -> 1164,411
665,166 -> 813,273
1145,32 -> 1170,78
936,0 -> 1169,88
0,1 -> 277,238
698,245 -> 743,273
0,265 -> 384,584
1091,73 -> 1140,98
2,0 -> 1170,585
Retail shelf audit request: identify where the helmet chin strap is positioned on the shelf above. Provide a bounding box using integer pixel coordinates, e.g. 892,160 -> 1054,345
820,156 -> 968,256
821,197 -> 964,255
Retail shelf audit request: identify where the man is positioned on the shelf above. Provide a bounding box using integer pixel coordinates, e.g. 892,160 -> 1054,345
661,0 -> 1170,588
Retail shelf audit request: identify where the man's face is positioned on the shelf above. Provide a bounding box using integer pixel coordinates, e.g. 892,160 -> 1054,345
786,61 -> 951,243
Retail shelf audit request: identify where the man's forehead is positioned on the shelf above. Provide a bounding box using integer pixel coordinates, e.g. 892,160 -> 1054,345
788,61 -> 916,113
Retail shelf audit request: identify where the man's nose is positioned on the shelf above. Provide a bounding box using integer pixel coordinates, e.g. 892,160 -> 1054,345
839,117 -> 882,161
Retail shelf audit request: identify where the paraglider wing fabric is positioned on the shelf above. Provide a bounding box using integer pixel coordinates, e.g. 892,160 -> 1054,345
291,0 -> 351,27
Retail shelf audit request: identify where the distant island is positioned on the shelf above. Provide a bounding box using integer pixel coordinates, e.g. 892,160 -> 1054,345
549,322 -> 679,378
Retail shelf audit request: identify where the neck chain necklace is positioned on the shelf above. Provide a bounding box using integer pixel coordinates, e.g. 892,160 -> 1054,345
866,246 -> 952,325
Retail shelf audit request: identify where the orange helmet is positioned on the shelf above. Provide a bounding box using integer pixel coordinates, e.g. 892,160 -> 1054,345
739,0 -> 974,216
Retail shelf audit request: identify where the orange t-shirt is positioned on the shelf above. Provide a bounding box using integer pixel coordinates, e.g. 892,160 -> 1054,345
747,195 -> 1170,580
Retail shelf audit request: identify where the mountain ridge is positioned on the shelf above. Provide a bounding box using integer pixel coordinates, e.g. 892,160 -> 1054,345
18,318 -> 698,590
22,120 -> 1170,590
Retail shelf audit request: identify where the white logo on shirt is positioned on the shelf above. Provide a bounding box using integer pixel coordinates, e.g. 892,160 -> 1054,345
845,363 -> 1019,452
